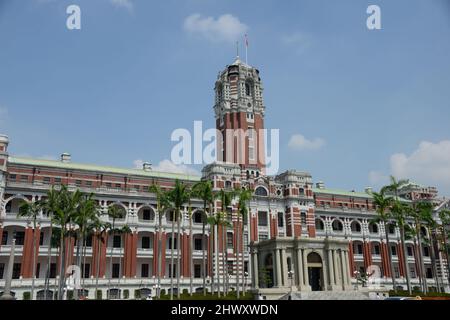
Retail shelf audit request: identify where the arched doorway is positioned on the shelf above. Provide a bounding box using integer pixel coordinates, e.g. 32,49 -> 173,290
263,254 -> 274,288
307,252 -> 323,291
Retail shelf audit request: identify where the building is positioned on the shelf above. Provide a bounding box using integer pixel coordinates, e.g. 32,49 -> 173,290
0,58 -> 449,300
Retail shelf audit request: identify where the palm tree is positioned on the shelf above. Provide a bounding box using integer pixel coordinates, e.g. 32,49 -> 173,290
420,203 -> 442,292
410,202 -> 430,293
438,209 -> 450,288
40,186 -> 61,299
207,213 -> 220,297
403,223 -> 423,292
215,189 -> 234,295
106,204 -> 126,299
382,176 -> 409,200
186,187 -> 196,296
235,188 -> 252,299
73,193 -> 98,299
167,180 -> 189,300
18,200 -> 42,300
192,180 -> 214,296
52,185 -> 82,300
390,200 -> 412,295
91,219 -> 110,299
371,190 -> 396,291
149,184 -> 171,299
117,225 -> 132,291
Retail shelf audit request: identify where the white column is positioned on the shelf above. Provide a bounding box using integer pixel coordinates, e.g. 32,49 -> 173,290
340,249 -> 347,289
275,249 -> 282,287
333,249 -> 340,286
252,249 -> 259,289
328,249 -> 335,287
281,248 -> 288,287
302,249 -> 309,288
297,248 -> 304,288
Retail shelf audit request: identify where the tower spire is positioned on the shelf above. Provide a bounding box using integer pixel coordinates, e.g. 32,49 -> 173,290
236,41 -> 239,59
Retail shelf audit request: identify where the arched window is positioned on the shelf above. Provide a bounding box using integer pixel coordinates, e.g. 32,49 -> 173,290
245,81 -> 252,96
332,219 -> 343,232
193,211 -> 204,224
315,219 -> 324,230
369,222 -> 379,234
350,221 -> 361,233
255,186 -> 268,197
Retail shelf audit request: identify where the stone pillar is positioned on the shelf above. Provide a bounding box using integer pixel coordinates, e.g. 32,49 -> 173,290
302,249 -> 310,289
281,248 -> 288,287
252,249 -> 259,289
275,249 -> 282,287
333,249 -> 340,288
328,249 -> 335,288
340,249 -> 347,290
345,250 -> 351,286
296,248 -> 304,289
321,250 -> 329,291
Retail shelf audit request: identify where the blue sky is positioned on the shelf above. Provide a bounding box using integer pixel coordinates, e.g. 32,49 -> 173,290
1,0 -> 450,195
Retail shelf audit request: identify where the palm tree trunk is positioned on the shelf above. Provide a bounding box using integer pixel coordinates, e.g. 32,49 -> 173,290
176,209 -> 181,299
442,227 -> 450,288
189,215 -> 193,296
428,228 -> 441,292
31,220 -> 37,300
94,233 -> 101,299
157,211 -> 162,299
413,238 -> 423,292
75,230 -> 83,300
215,222 -> 220,298
202,203 -> 207,296
400,227 -> 412,295
107,219 -> 115,299
82,235 -> 87,296
415,226 -> 427,294
236,215 -> 240,299
58,228 -> 66,300
222,222 -> 227,295
44,220 -> 53,299
170,215 -> 175,300
384,222 -> 397,291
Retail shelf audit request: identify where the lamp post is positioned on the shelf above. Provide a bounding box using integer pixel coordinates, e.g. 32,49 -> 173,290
0,238 -> 16,300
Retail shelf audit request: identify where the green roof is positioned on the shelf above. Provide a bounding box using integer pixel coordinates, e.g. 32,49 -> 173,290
8,156 -> 201,182
312,187 -> 371,198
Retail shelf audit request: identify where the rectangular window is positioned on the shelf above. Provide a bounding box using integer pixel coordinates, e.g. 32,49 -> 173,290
227,261 -> 234,275
356,244 -> 363,255
426,267 -> 433,278
194,264 -> 201,278
54,177 -> 61,184
410,266 -> 416,278
259,234 -> 268,242
9,174 -> 17,181
50,263 -> 57,278
113,235 -> 121,248
115,184 -> 121,189
258,211 -> 268,226
82,263 -> 90,278
373,245 -> 380,255
112,264 -> 120,278
86,181 -> 93,187
39,232 -> 44,246
142,236 -> 151,249
168,237 -> 177,250
106,183 -> 112,188
407,247 -> 413,257
391,246 -> 397,256
0,263 -> 4,279
168,264 -> 176,277
85,235 -> 93,247
1,231 -> 7,245
194,238 -> 202,251
43,177 -> 51,184
141,264 -> 149,278
277,212 -> 284,227
15,231 -> 25,246
75,180 -> 82,187
244,261 -> 248,273
12,263 -> 21,279
394,266 -> 400,278
36,263 -> 40,278
227,232 -> 233,249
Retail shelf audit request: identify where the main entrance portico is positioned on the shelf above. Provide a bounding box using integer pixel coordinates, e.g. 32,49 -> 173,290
250,237 -> 353,299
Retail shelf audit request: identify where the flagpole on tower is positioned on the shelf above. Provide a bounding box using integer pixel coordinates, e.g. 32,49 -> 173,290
245,34 -> 248,65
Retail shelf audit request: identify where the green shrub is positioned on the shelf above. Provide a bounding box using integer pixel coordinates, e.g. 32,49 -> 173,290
67,290 -> 74,300
123,289 -> 129,299
96,290 -> 102,300
23,292 -> 31,300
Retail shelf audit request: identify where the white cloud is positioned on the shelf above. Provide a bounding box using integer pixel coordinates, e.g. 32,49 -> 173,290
288,134 -> 325,151
109,0 -> 133,11
281,32 -> 312,54
183,13 -> 248,43
368,140 -> 450,196
133,159 -> 199,176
